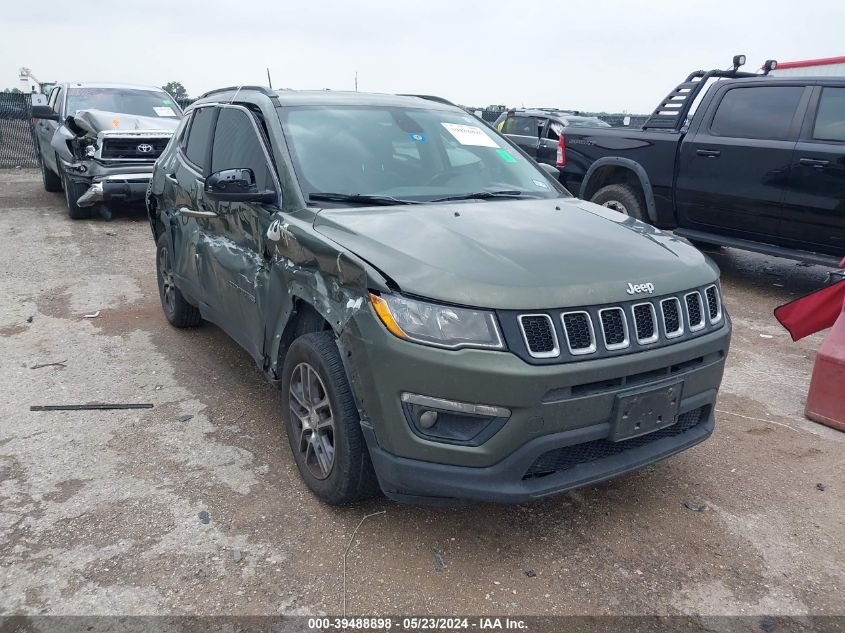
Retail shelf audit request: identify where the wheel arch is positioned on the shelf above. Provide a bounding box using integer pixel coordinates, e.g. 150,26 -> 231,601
580,158 -> 658,224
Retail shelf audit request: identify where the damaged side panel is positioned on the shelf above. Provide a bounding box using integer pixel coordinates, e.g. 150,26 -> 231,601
262,212 -> 388,382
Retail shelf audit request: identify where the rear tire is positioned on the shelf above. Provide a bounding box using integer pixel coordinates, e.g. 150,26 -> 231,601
155,233 -> 202,328
281,332 -> 380,505
591,184 -> 647,221
61,169 -> 92,220
40,153 -> 62,192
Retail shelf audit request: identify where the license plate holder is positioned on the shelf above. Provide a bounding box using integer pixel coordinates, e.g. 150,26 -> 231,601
611,381 -> 682,442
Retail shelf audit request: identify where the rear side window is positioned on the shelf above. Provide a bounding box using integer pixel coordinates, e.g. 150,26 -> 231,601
710,86 -> 804,140
185,106 -> 215,169
502,116 -> 542,137
211,108 -> 273,191
813,87 -> 845,142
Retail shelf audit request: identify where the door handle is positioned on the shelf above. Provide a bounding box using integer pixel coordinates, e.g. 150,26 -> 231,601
799,158 -> 830,168
179,207 -> 217,218
696,149 -> 721,158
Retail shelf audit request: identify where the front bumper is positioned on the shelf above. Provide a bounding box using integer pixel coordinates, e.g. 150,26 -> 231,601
365,392 -> 715,503
76,172 -> 152,207
344,309 -> 731,503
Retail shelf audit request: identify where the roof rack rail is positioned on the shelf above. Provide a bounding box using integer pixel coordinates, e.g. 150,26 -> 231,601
643,68 -> 761,132
199,85 -> 276,99
398,94 -> 456,106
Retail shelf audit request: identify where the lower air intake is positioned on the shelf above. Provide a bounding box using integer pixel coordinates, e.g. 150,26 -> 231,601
523,407 -> 706,479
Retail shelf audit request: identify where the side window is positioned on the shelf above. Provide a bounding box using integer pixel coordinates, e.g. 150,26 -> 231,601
211,108 -> 273,191
813,87 -> 845,143
710,86 -> 804,140
178,112 -> 193,150
50,87 -> 62,114
502,116 -> 542,137
547,121 -> 564,140
185,106 -> 215,170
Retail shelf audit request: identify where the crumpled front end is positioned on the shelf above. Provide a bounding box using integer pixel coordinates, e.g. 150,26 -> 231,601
57,109 -> 178,207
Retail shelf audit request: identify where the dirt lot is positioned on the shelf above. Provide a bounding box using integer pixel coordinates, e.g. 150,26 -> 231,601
0,169 -> 842,618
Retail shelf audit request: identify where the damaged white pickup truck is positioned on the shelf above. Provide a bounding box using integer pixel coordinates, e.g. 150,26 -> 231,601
32,83 -> 182,219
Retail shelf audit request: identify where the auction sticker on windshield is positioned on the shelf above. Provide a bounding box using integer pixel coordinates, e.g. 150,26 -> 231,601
441,123 -> 499,148
153,106 -> 176,117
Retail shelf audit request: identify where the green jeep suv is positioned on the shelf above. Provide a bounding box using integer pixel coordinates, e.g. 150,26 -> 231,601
146,87 -> 731,505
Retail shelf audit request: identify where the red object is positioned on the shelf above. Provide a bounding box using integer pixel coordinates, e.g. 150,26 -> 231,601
805,296 -> 845,431
773,55 -> 845,70
774,280 -> 845,342
556,134 -> 566,167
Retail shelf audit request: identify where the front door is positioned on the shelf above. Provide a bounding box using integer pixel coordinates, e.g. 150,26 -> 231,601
675,84 -> 807,242
37,86 -> 62,172
500,114 -> 545,160
199,105 -> 280,364
781,86 -> 845,256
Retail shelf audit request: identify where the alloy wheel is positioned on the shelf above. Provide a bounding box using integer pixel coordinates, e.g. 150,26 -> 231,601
288,362 -> 335,479
158,245 -> 176,315
602,200 -> 629,215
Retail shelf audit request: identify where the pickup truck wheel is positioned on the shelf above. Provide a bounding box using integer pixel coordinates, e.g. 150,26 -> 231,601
155,233 -> 202,328
281,332 -> 380,505
40,153 -> 62,192
591,184 -> 646,221
61,170 -> 92,220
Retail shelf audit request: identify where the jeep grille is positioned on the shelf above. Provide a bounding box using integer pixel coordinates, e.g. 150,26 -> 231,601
503,283 -> 724,364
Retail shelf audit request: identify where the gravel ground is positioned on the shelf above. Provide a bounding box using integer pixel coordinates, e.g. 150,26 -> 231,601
0,169 -> 842,618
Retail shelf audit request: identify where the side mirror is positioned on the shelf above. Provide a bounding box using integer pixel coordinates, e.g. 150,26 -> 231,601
31,105 -> 59,121
204,168 -> 276,203
538,163 -> 560,179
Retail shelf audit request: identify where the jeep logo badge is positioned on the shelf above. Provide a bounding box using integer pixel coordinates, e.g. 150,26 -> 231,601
626,282 -> 655,295
137,143 -> 153,153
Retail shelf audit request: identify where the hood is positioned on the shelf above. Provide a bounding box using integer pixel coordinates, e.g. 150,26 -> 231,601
70,109 -> 180,136
314,198 -> 719,310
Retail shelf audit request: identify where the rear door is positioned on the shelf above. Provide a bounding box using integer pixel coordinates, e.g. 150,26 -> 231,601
500,114 -> 546,159
169,105 -> 218,305
675,84 -> 807,241
198,105 -> 280,363
780,85 -> 845,255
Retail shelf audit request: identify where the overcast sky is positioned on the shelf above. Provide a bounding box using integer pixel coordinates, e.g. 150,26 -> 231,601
2,0 -> 843,113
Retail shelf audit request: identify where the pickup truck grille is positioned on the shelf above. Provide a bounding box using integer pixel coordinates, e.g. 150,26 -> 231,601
509,284 -> 724,364
101,137 -> 170,160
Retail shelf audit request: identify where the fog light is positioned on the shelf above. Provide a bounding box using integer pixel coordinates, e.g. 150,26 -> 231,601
419,410 -> 439,429
400,392 -> 511,446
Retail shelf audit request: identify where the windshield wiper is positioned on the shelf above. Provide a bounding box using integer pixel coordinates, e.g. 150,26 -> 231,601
430,190 -> 535,202
309,192 -> 420,206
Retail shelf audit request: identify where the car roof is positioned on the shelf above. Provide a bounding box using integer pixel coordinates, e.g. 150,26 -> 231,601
59,82 -> 168,92
192,88 -> 458,111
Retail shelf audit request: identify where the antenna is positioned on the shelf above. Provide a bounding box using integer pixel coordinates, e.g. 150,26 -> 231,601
266,67 -> 273,89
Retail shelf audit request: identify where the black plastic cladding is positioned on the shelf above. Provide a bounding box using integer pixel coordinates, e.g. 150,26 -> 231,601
497,284 -> 725,365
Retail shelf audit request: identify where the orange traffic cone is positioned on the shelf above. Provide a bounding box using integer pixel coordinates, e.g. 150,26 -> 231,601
805,295 -> 845,431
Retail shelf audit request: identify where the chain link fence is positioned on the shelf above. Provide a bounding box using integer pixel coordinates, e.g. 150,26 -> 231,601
0,92 -> 39,168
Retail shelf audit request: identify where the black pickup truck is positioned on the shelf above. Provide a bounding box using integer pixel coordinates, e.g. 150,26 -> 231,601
519,61 -> 845,266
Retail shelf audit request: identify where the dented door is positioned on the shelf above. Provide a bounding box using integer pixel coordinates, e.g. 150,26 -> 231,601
196,106 -> 279,364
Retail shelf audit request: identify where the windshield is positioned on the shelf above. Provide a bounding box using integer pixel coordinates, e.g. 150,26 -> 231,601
66,88 -> 181,118
278,105 -> 568,203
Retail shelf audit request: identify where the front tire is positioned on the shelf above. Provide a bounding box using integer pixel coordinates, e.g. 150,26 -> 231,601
61,169 -> 92,220
281,332 -> 379,505
155,233 -> 202,328
40,153 -> 62,192
591,184 -> 647,221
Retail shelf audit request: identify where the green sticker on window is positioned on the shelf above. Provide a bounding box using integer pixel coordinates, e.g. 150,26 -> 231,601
162,99 -> 172,105
496,149 -> 517,163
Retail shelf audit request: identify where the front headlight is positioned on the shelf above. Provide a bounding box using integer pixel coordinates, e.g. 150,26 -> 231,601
369,293 -> 504,350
